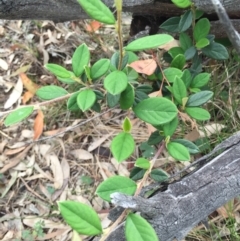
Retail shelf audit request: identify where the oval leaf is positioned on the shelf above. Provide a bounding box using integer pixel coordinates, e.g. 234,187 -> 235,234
133,97 -> 178,126
90,58 -> 110,80
135,158 -> 150,170
111,132 -> 135,162
4,106 -> 34,126
122,117 -> 132,133
96,176 -> 137,202
186,91 -> 213,107
172,139 -> 200,154
172,76 -> 187,104
59,201 -> 102,235
163,67 -> 183,83
120,84 -> 135,110
185,107 -> 211,120
193,18 -> 210,42
125,213 -> 159,241
36,86 -> 68,100
191,73 -> 210,88
77,89 -> 96,112
167,142 -> 190,161
45,64 -> 71,78
125,34 -> 173,51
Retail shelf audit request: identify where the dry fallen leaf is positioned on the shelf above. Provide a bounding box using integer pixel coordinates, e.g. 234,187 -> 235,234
129,59 -> 157,75
33,110 -> 44,140
20,72 -> 39,94
85,20 -> 102,32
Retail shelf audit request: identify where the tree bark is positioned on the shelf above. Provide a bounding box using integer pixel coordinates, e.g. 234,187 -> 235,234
107,131 -> 240,241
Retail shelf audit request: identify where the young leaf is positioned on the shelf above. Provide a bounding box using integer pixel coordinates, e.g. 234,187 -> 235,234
163,67 -> 183,83
67,92 -> 81,111
170,54 -> 186,70
120,84 -> 135,110
150,169 -> 169,182
4,106 -> 34,126
168,47 -> 184,59
125,34 -> 173,51
172,139 -> 200,154
72,44 -> 90,77
160,17 -> 180,32
186,91 -> 213,106
90,58 -> 110,80
77,89 -> 96,111
133,97 -> 178,126
135,158 -> 150,170
59,201 -> 102,235
122,117 -> 132,133
163,117 -> 179,137
191,73 -> 210,88
193,18 -> 210,42
104,71 -> 128,95
179,10 -> 192,32
125,213 -> 159,241
167,142 -> 190,161
172,0 -> 191,8
77,0 -> 115,24
45,64 -> 71,78
179,33 -> 193,51
202,42 -> 229,60
195,38 -> 210,49
111,132 -> 135,162
36,86 -> 68,100
96,176 -> 137,202
172,76 -> 187,104
185,107 -> 211,120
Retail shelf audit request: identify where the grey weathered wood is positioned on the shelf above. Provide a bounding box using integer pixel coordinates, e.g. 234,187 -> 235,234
108,131 -> 240,241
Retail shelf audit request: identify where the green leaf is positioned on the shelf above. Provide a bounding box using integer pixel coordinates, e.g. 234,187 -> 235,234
125,213 -> 159,241
136,85 -> 153,94
120,84 -> 134,110
36,86 -> 68,100
133,97 -> 178,126
45,64 -> 71,78
130,167 -> 146,181
172,0 -> 191,8
179,10 -> 192,32
202,42 -> 229,60
96,176 -> 137,202
168,47 -> 184,59
134,91 -> 149,104
193,18 -> 210,42
170,54 -> 186,70
195,10 -> 204,19
184,46 -> 197,60
135,158 -> 150,170
182,69 -> 192,88
163,67 -> 183,83
107,92 -> 120,107
104,71 -> 128,95
126,67 -> 139,82
160,17 -> 180,32
110,51 -> 129,70
57,76 -> 76,84
163,116 -> 179,137
77,0 -> 115,24
77,89 -> 96,111
150,169 -> 169,182
122,117 -> 132,133
125,34 -> 173,51
186,91 -> 213,106
111,132 -> 135,162
185,107 -> 211,120
59,201 -> 102,235
147,131 -> 164,145
195,38 -> 210,49
179,33 -> 192,51
127,51 -> 139,63
139,142 -> 156,158
167,142 -> 190,161
4,106 -> 34,126
191,73 -> 210,88
72,44 -> 90,77
90,58 -> 110,80
172,139 -> 200,154
67,92 -> 81,111
172,76 -> 187,104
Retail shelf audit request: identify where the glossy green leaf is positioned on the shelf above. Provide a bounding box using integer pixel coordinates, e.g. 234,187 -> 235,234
96,176 -> 137,202
172,139 -> 200,154
170,54 -> 186,70
125,213 -> 159,241
193,18 -> 210,42
163,117 -> 179,137
59,201 -> 102,235
160,17 -> 180,32
111,132 -> 135,162
191,73 -> 210,88
179,10 -> 192,32
130,167 -> 146,181
147,131 -> 164,145
133,97 -> 178,126
163,67 -> 183,83
77,0 -> 115,24
182,69 -> 192,88
172,0 -> 191,8
135,158 -> 150,170
195,38 -> 210,49
77,89 -> 96,111
4,106 -> 34,126
67,92 -> 81,111
36,86 -> 68,100
122,117 -> 132,133
186,91 -> 213,106
125,34 -> 173,51
167,142 -> 190,161
120,84 -> 134,110
45,64 -> 71,78
150,169 -> 169,182
90,58 -> 110,80
184,46 -> 197,60
104,71 -> 128,95
179,33 -> 192,51
185,107 -> 211,120
202,42 -> 229,60
172,76 -> 187,104
72,44 -> 90,77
